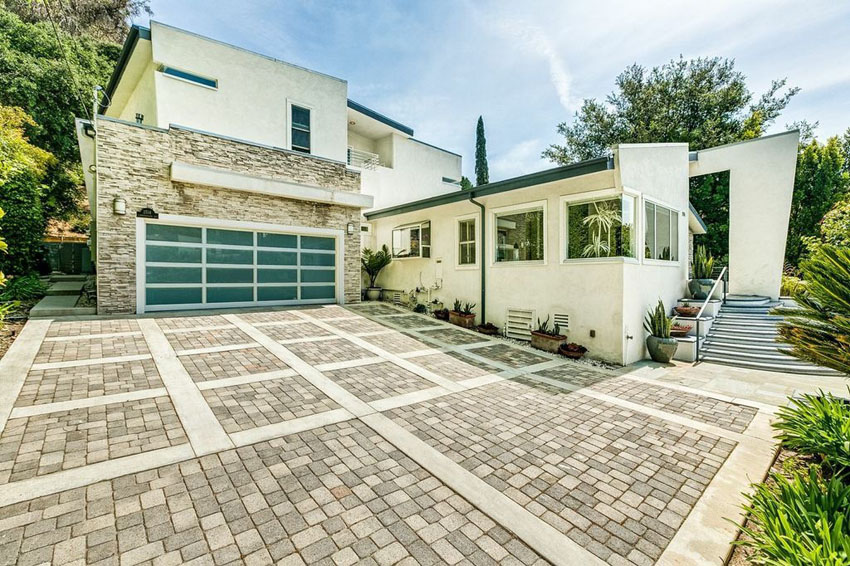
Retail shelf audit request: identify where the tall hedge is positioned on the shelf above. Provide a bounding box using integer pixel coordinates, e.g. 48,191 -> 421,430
0,170 -> 46,275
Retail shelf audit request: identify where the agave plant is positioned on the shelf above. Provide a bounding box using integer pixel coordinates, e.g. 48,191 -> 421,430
643,299 -> 673,338
692,245 -> 715,280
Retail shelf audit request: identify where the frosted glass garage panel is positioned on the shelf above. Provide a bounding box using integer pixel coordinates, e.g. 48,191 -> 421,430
301,236 -> 335,250
301,286 -> 335,300
207,287 -> 253,303
207,229 -> 253,246
147,287 -> 202,305
147,225 -> 201,243
258,233 -> 297,248
146,246 -> 202,264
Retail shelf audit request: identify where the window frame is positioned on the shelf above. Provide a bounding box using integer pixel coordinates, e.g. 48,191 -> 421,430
160,66 -> 218,90
490,200 -> 548,267
455,213 -> 479,269
559,188 -> 640,265
287,101 -> 312,154
391,220 -> 431,259
642,196 -> 681,265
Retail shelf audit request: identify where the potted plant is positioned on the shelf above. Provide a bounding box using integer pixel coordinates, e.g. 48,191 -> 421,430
670,324 -> 691,338
673,305 -> 700,317
644,299 -> 678,363
434,308 -> 449,321
476,322 -> 500,336
558,342 -> 587,359
361,245 -> 392,301
530,316 -> 567,354
429,298 -> 444,313
449,300 -> 476,329
688,245 -> 715,300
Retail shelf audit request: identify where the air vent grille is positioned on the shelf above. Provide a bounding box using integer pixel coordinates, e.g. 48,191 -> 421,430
506,308 -> 535,341
553,313 -> 569,331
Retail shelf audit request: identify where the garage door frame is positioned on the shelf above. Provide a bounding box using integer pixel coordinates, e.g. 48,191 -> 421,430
135,214 -> 345,313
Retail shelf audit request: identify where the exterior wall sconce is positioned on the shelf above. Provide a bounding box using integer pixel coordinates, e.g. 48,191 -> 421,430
347,222 -> 355,235
113,196 -> 126,215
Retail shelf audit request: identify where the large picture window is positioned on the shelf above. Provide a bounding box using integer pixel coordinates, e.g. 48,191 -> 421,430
458,218 -> 476,265
495,207 -> 544,263
565,195 -> 636,259
644,201 -> 679,261
392,221 -> 431,258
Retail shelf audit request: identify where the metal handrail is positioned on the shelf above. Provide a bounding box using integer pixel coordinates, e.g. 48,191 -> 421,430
694,266 -> 728,362
347,147 -> 381,170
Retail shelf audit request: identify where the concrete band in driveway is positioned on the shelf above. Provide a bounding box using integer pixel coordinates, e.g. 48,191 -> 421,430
0,303 -> 783,565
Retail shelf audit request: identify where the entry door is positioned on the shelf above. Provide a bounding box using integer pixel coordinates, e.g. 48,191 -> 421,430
142,222 -> 337,312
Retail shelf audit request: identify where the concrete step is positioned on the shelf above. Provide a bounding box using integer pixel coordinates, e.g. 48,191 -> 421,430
708,331 -> 780,343
701,345 -> 798,363
716,312 -> 783,321
701,355 -> 843,376
29,295 -> 96,317
48,274 -> 87,282
725,295 -> 771,307
46,281 -> 85,296
709,324 -> 778,335
704,338 -> 792,352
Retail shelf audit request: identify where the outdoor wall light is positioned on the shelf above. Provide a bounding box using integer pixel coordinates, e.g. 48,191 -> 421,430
347,222 -> 356,235
113,196 -> 126,215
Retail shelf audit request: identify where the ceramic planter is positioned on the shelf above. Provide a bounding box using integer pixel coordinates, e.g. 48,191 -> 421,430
688,278 -> 715,300
476,324 -> 500,336
531,331 -> 567,354
449,311 -> 476,329
558,344 -> 587,359
365,287 -> 382,301
646,335 -> 678,363
673,306 -> 700,318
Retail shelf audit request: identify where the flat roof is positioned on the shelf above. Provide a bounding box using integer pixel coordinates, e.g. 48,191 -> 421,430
365,156 -> 613,220
347,100 -> 413,136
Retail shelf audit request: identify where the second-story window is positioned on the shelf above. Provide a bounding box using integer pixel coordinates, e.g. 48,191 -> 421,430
291,105 -> 311,153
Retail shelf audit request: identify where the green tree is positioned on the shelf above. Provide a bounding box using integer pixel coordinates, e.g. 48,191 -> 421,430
2,0 -> 150,43
786,136 -> 849,266
475,116 -> 489,186
459,176 -> 473,191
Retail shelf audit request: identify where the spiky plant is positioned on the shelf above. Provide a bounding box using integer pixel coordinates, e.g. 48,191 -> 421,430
775,245 -> 850,376
361,245 -> 392,288
692,245 -> 715,280
643,299 -> 673,338
774,390 -> 850,474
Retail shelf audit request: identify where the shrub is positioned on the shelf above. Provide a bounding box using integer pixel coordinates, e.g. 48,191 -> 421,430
781,274 -> 807,297
361,245 -> 392,288
0,170 -> 47,276
737,467 -> 850,566
644,299 -> 673,338
412,303 -> 427,314
774,391 -> 850,473
775,245 -> 850,375
0,273 -> 47,301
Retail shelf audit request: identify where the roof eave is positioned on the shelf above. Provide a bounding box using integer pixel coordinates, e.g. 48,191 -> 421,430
100,24 -> 150,114
347,99 -> 413,136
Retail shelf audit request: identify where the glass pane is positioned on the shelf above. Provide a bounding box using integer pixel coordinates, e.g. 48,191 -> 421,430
291,106 -> 310,129
146,245 -> 202,264
301,285 -> 335,300
258,269 -> 297,283
146,266 -> 201,284
622,195 -> 636,258
301,269 -> 335,283
495,209 -> 544,262
258,233 -> 297,249
292,129 -> 310,151
422,246 -> 430,259
670,208 -> 679,261
566,198 -> 624,259
147,224 -> 201,243
206,248 -> 253,264
146,287 -> 201,305
421,222 -> 430,247
207,268 -> 254,284
207,229 -> 253,246
301,236 -> 335,250
258,286 -> 297,301
257,250 -> 297,265
301,252 -> 335,267
459,242 -> 476,265
644,202 -> 655,259
656,206 -> 672,260
392,226 -> 421,257
207,287 -> 253,303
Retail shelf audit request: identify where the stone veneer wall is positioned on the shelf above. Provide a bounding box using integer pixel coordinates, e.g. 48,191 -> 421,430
95,118 -> 362,314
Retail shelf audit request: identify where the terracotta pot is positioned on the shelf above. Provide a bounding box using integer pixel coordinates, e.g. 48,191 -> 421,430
670,326 -> 691,338
558,343 -> 587,359
530,331 -> 566,353
646,335 -> 678,363
673,306 -> 700,318
365,287 -> 382,301
434,309 -> 450,321
476,324 -> 500,336
449,311 -> 476,329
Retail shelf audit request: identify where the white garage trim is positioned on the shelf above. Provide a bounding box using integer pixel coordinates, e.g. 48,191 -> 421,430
135,215 -> 345,313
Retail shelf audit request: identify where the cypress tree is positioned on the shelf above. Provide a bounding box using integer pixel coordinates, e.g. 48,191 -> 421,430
475,116 -> 489,186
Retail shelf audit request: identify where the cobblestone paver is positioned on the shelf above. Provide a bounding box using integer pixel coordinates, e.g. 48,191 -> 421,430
34,335 -> 150,364
179,347 -> 290,383
325,317 -> 388,334
447,351 -> 503,373
285,338 -> 374,366
408,353 -> 494,381
532,364 -> 615,388
302,306 -> 353,319
0,397 -> 187,484
360,331 -> 432,355
167,328 -> 255,351
388,379 -> 736,565
260,321 -> 331,342
465,344 -> 550,369
348,303 -> 404,316
0,421 -> 546,566
239,310 -> 302,323
589,378 -> 758,433
15,359 -> 163,406
385,315 -> 443,330
155,315 -> 230,330
325,362 -> 437,402
45,319 -> 140,338
201,377 -> 340,433
419,327 -> 491,346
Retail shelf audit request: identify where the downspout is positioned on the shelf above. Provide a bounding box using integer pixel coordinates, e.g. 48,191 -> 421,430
469,196 -> 485,324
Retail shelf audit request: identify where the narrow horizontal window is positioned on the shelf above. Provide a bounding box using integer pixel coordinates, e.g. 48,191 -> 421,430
161,66 -> 217,89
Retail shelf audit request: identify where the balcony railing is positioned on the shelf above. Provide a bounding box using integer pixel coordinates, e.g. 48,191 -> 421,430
347,147 -> 381,170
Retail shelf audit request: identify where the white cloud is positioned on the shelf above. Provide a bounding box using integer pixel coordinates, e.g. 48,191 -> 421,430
490,138 -> 548,179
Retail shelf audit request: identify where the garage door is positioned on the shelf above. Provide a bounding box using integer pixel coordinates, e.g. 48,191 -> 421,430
141,222 -> 338,312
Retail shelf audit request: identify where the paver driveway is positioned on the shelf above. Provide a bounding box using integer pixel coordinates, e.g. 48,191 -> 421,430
0,304 -> 777,566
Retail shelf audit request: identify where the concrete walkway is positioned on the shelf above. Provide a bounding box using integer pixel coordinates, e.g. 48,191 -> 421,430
0,303 -> 816,565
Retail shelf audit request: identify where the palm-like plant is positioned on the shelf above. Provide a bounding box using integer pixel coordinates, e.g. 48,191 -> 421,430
581,201 -> 621,258
361,245 -> 392,289
644,299 -> 673,338
775,245 -> 850,376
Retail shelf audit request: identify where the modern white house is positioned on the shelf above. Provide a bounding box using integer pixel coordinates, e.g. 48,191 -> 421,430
75,21 -> 461,315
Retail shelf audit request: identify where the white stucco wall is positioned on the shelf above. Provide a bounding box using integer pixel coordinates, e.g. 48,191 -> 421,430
148,22 -> 349,162
117,61 -> 158,125
689,131 -> 799,299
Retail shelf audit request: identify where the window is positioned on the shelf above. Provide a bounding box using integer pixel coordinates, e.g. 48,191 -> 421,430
644,201 -> 679,261
392,221 -> 430,258
458,218 -> 476,265
566,195 -> 636,259
495,207 -> 544,263
290,105 -> 311,153
161,66 -> 218,89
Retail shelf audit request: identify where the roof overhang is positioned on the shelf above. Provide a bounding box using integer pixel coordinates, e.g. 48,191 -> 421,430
365,156 -> 613,220
100,25 -> 151,114
688,202 -> 708,234
347,100 -> 413,137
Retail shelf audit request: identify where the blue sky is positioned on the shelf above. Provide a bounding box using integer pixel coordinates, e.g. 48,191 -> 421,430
140,0 -> 850,181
